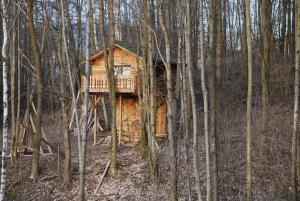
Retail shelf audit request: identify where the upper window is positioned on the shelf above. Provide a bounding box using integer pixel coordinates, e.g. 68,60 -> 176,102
114,65 -> 131,75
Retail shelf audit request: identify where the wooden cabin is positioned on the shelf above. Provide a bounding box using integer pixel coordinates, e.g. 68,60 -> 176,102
81,41 -> 169,144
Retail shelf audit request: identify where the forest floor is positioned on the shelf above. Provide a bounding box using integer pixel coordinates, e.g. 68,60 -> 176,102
5,122 -> 171,201
4,102 -> 296,201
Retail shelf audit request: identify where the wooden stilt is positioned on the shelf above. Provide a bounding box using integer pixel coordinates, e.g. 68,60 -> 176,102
89,95 -> 101,146
119,95 -> 122,145
93,107 -> 97,145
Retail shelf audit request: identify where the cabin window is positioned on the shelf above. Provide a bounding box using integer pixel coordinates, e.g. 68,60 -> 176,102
114,65 -> 131,75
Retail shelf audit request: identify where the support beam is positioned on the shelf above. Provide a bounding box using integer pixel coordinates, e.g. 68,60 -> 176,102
118,95 -> 122,145
93,106 -> 98,145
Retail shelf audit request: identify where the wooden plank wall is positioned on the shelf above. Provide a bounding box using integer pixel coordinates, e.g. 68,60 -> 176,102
116,95 -> 140,143
156,98 -> 167,137
116,95 -> 167,143
91,46 -> 143,76
91,46 -> 167,143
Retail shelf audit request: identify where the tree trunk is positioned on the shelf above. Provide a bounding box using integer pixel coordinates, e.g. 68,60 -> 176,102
280,0 -> 288,55
184,0 -> 203,200
92,0 -> 99,50
198,0 -> 211,200
0,0 -> 9,199
260,0 -> 271,159
292,1 -> 300,200
79,0 -> 91,199
114,0 -> 122,41
27,0 -> 43,181
178,1 -> 191,199
10,2 -> 17,161
144,0 -> 158,182
59,1 -> 72,186
158,0 -> 178,199
16,8 -> 21,164
207,0 -> 218,199
245,0 -> 253,200
213,1 -> 222,200
108,0 -> 118,177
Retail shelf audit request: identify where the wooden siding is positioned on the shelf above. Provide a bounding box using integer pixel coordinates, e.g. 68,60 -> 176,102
85,45 -> 167,143
116,95 -> 167,143
91,46 -> 143,75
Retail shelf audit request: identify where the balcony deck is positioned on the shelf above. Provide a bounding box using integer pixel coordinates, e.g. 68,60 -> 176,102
81,74 -> 137,94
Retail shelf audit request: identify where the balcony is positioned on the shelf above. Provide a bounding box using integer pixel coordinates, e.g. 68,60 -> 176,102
81,74 -> 137,94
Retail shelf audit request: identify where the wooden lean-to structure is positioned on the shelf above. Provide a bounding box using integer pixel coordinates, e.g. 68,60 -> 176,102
81,41 -> 168,144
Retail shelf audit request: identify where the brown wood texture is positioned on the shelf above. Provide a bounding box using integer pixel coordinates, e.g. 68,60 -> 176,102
83,45 -> 167,143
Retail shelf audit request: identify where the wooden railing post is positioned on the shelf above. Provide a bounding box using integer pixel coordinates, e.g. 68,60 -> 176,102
82,74 -> 137,93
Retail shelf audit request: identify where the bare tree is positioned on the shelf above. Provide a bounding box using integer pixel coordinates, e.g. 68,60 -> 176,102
106,0 -> 118,177
79,0 -> 92,199
184,0 -> 203,200
27,0 -> 43,181
198,0 -> 211,200
158,0 -> 178,199
0,0 -> 9,199
144,0 -> 158,182
260,0 -> 271,159
292,1 -> 300,200
245,0 -> 253,200
59,0 -> 72,186
10,2 -> 17,161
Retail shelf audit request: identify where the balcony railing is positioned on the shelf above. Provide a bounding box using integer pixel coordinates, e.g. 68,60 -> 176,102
81,74 -> 137,94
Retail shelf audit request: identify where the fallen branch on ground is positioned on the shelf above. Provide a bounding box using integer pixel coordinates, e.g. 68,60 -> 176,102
94,160 -> 111,195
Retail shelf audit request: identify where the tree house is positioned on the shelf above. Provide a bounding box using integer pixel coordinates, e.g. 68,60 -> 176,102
81,41 -> 168,144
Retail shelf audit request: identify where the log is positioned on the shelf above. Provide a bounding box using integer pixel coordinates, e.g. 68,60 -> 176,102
94,160 -> 111,195
97,122 -> 104,131
41,138 -> 65,159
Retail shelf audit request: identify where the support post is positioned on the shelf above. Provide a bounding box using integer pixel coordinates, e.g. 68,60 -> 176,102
93,106 -> 97,145
118,95 -> 122,145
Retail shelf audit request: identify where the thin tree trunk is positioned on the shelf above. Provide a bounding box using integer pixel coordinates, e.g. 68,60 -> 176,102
184,0 -> 203,200
280,0 -> 288,55
11,2 -> 17,161
79,0 -> 91,199
27,0 -> 43,181
92,0 -> 110,132
198,0 -> 211,200
59,2 -> 72,186
0,0 -> 9,199
16,8 -> 21,163
213,1 -> 222,200
292,1 -> 300,200
207,0 -> 218,199
101,98 -> 109,130
260,0 -> 271,159
61,0 -> 81,162
92,0 -> 99,50
145,0 -> 157,182
158,0 -> 178,199
105,0 -> 118,177
178,2 -> 191,199
135,28 -> 147,154
245,0 -> 253,199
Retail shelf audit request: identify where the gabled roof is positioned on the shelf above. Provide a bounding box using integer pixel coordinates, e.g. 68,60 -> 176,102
90,40 -> 177,64
90,41 -> 142,63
